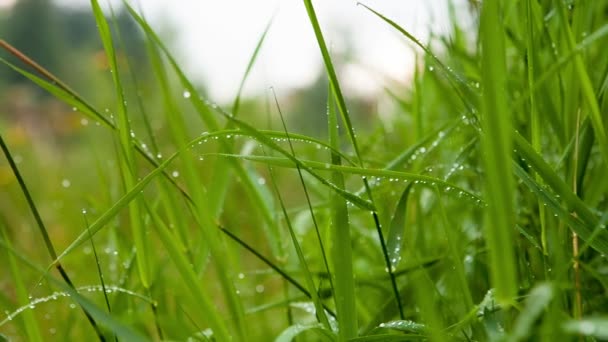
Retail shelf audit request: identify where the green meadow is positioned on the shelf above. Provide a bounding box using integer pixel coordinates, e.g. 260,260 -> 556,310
1,0 -> 608,340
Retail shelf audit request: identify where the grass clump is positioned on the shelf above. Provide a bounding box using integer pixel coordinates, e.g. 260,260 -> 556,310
1,0 -> 608,341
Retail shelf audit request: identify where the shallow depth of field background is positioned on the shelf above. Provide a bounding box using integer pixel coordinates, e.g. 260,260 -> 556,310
1,0 -> 608,341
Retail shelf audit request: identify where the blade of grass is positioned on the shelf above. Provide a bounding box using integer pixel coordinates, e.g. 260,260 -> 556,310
0,134 -> 105,340
90,0 -> 149,287
0,239 -> 148,342
266,153 -> 331,330
213,154 -> 484,206
555,0 -> 608,171
327,81 -> 358,340
145,204 -> 230,341
0,223 -> 43,342
479,0 -> 518,304
271,87 -> 335,313
219,226 -> 337,319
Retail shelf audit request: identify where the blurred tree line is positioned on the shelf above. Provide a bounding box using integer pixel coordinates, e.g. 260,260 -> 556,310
0,0 -> 147,92
0,0 -> 375,142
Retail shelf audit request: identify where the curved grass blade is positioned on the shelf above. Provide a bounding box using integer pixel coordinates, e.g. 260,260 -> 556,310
0,239 -> 148,341
275,323 -> 334,342
358,3 -> 476,114
215,154 -> 484,206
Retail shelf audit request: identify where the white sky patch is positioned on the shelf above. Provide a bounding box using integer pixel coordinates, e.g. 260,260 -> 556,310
53,0 -> 463,102
0,0 -> 16,8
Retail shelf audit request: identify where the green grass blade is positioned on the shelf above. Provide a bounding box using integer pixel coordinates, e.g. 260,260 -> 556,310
302,0 -> 363,163
479,0 -> 518,303
327,82 -> 358,340
145,205 -> 230,341
219,227 -> 337,318
0,239 -> 148,341
214,154 -> 484,206
267,160 -> 331,330
49,138 -> 185,265
435,188 -> 474,311
90,0 -> 150,287
0,223 -> 43,342
386,184 -> 413,270
272,89 -> 334,316
555,0 -> 608,170
232,17 -> 273,116
508,283 -> 553,342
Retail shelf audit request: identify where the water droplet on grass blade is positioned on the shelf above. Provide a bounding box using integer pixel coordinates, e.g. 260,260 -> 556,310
183,90 -> 191,99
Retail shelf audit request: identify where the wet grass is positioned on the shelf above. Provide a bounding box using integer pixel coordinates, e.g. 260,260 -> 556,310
1,0 -> 608,341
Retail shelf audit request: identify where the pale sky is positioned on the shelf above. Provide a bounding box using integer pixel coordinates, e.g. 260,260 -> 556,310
49,0 -> 468,102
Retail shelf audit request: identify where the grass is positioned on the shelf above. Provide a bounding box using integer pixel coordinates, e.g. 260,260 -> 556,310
1,0 -> 608,340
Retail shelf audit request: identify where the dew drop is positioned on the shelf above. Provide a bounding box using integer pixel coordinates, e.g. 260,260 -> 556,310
183,90 -> 191,99
61,179 -> 71,188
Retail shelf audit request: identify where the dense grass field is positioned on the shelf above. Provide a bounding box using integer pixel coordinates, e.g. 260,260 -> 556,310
1,0 -> 608,340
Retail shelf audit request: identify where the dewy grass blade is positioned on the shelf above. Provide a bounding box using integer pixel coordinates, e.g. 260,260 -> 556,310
215,154 -> 484,206
90,0 -> 150,287
479,0 -> 518,304
327,82 -> 358,340
303,0 -> 363,163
